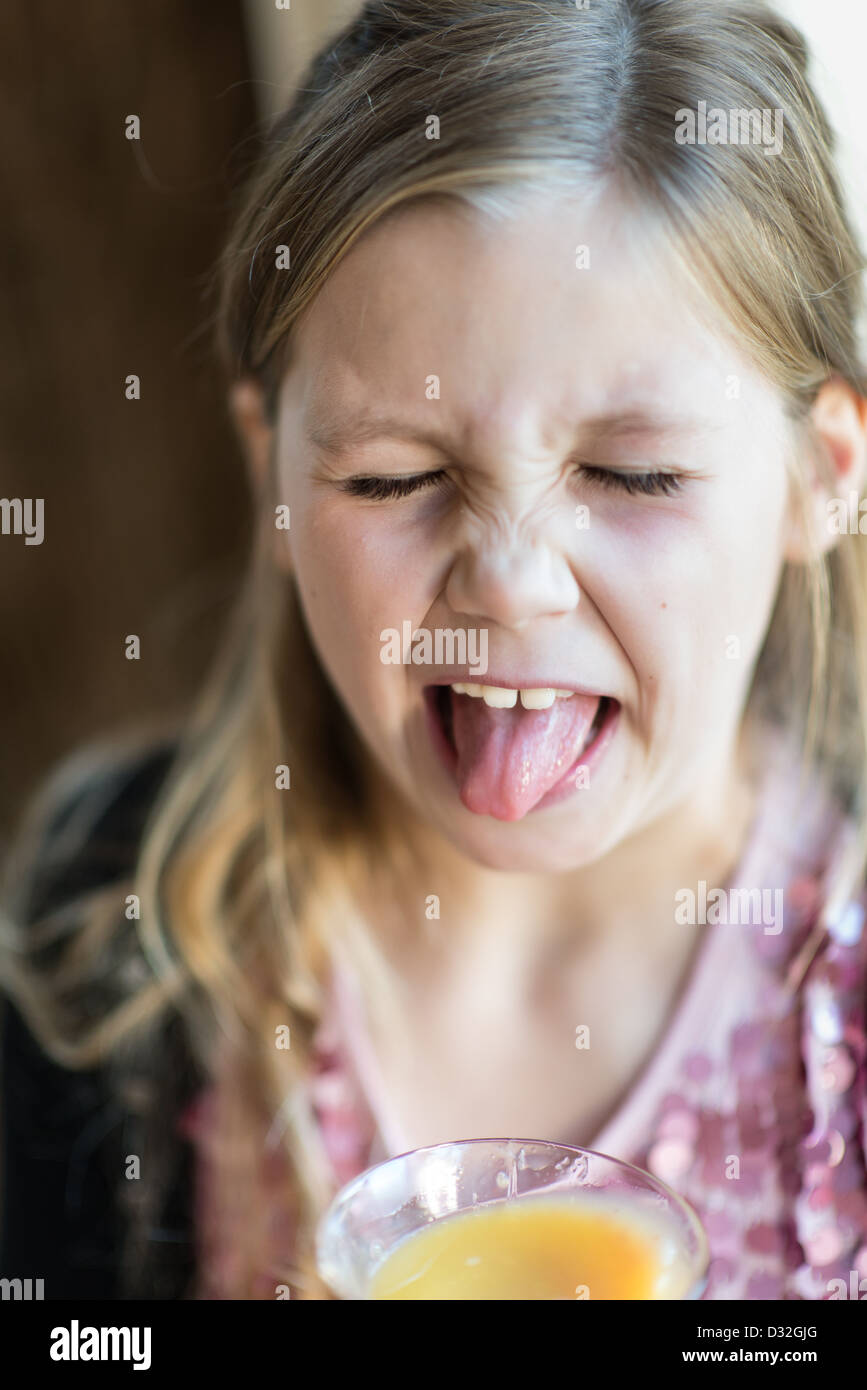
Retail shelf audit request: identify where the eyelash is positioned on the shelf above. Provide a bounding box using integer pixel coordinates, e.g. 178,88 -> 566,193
341,471 -> 451,501
580,466 -> 684,498
341,466 -> 685,501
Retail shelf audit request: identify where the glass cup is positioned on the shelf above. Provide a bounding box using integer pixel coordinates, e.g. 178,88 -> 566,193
315,1137 -> 710,1300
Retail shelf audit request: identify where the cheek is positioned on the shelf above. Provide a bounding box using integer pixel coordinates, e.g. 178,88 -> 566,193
289,502 -> 432,701
695,480 -> 788,655
592,500 -> 783,705
299,496 -> 439,613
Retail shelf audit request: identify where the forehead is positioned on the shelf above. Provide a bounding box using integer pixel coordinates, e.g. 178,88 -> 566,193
282,188 -> 775,438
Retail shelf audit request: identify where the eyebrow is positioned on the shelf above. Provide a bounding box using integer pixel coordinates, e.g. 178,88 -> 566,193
305,411 -> 446,457
304,406 -> 724,458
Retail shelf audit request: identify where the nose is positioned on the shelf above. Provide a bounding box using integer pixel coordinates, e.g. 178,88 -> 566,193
445,538 -> 580,631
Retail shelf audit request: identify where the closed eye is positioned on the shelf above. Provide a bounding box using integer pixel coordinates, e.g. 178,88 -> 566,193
578,466 -> 684,498
339,465 -> 685,502
339,470 -> 449,500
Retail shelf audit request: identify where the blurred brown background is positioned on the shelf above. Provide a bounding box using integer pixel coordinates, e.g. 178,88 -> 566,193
0,0 -> 358,843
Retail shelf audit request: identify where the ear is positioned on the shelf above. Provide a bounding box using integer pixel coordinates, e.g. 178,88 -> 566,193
228,376 -> 293,573
783,378 -> 867,562
228,377 -> 274,496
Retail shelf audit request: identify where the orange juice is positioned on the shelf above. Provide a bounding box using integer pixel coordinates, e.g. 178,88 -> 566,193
369,1191 -> 688,1299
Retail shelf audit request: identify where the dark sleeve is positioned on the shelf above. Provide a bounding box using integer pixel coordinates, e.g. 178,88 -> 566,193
0,741 -> 186,1299
0,996 -> 125,1297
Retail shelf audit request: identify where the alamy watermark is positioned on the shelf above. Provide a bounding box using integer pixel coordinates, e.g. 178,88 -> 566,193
675,101 -> 784,157
827,490 -> 867,535
49,1320 -> 151,1370
675,880 -> 784,935
1,497 -> 43,544
827,1270 -> 867,1299
380,621 -> 488,675
1,1276 -> 44,1299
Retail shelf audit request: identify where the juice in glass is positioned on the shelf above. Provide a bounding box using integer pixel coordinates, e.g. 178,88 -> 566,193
369,1188 -> 691,1299
316,1138 -> 709,1300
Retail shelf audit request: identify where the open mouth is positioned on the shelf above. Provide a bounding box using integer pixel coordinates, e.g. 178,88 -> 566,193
423,683 -> 618,821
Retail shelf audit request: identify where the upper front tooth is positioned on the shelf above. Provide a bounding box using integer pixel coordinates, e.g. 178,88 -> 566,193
519,688 -> 556,709
480,685 -> 518,708
448,683 -> 574,708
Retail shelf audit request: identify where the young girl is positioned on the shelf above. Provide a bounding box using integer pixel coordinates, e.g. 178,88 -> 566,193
2,0 -> 867,1302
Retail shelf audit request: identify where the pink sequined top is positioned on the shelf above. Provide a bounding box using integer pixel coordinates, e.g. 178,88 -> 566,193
180,734 -> 867,1300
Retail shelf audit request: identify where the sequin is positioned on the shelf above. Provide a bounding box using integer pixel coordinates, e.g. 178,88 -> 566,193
657,1108 -> 700,1143
827,899 -> 864,946
810,988 -> 845,1045
806,1184 -> 834,1211
820,1046 -> 856,1093
804,1227 -> 846,1266
647,1137 -> 694,1182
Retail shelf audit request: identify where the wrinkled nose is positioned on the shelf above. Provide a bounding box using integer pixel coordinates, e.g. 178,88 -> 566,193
445,539 -> 580,631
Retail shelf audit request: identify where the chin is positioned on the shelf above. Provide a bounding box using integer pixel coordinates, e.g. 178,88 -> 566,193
427,806 -> 621,875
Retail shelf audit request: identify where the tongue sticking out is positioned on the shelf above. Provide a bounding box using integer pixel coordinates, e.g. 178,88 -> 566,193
449,691 -> 601,821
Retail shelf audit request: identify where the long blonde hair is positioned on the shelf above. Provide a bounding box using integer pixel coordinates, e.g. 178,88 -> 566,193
2,0 -> 866,1299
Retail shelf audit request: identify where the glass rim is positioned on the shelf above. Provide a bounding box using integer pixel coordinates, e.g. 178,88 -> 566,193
315,1135 -> 711,1298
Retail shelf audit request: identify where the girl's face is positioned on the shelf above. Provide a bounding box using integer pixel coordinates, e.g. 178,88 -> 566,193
271,191 -> 799,872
